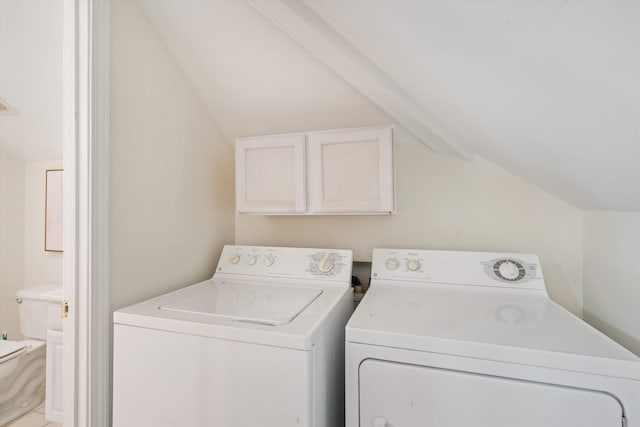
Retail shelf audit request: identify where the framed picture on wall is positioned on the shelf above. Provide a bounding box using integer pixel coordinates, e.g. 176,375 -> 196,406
45,169 -> 63,252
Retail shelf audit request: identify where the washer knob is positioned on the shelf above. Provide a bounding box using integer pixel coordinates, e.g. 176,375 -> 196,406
407,259 -> 421,271
229,255 -> 240,265
247,255 -> 258,265
264,255 -> 275,266
317,254 -> 334,273
385,258 -> 400,270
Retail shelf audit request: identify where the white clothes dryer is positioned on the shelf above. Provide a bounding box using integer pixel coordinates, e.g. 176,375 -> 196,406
346,249 -> 640,427
113,245 -> 353,427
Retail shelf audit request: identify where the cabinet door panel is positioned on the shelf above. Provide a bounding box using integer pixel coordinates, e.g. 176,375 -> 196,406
236,135 -> 306,214
308,127 -> 393,213
46,329 -> 64,423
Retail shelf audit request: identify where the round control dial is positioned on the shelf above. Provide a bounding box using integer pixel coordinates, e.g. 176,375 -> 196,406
385,258 -> 400,270
310,251 -> 343,275
247,255 -> 257,265
229,255 -> 240,265
407,259 -> 421,271
317,254 -> 335,273
498,260 -> 520,280
494,259 -> 525,281
264,255 -> 275,266
484,258 -> 535,284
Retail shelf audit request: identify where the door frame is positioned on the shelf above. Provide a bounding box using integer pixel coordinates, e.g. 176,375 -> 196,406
63,0 -> 110,426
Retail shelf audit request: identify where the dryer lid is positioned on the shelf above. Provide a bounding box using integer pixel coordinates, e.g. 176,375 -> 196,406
347,285 -> 640,380
159,281 -> 323,326
0,340 -> 25,362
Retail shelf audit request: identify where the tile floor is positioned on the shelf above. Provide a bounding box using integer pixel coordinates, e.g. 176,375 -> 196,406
4,401 -> 61,427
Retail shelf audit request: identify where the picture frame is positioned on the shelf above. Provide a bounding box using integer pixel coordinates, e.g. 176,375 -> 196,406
45,169 -> 63,252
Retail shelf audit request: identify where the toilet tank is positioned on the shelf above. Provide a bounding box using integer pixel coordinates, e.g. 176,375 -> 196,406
16,285 -> 63,340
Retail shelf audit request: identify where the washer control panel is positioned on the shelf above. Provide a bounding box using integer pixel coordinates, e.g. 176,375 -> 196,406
216,245 -> 352,282
372,249 -> 545,291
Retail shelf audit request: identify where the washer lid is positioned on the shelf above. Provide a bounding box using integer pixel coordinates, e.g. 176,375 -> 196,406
159,281 -> 323,326
0,340 -> 25,362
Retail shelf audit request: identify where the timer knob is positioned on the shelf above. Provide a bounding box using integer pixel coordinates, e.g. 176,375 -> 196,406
385,258 -> 400,270
499,261 -> 519,280
317,254 -> 334,273
229,255 -> 240,265
247,255 -> 257,265
264,255 -> 275,266
407,259 -> 421,271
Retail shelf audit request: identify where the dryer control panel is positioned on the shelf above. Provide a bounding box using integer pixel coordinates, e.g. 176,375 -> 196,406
216,245 -> 352,283
371,249 -> 545,292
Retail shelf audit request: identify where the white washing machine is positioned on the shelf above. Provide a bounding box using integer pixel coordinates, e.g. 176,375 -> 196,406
113,245 -> 353,427
346,249 -> 640,427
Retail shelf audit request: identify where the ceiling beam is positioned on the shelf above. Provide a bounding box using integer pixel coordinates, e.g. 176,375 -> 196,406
246,0 -> 473,160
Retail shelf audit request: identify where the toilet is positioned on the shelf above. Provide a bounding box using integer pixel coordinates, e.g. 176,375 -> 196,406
0,285 -> 62,426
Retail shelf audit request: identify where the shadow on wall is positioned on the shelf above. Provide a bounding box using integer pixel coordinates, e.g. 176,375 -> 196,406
541,261 -> 581,317
584,311 -> 640,357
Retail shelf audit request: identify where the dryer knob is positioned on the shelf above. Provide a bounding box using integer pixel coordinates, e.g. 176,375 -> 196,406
229,255 -> 240,265
247,255 -> 257,265
499,260 -> 519,279
407,259 -> 421,271
385,258 -> 400,270
264,255 -> 275,266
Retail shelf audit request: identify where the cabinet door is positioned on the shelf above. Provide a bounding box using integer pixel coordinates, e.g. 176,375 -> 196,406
46,329 -> 64,423
236,134 -> 306,214
308,126 -> 394,214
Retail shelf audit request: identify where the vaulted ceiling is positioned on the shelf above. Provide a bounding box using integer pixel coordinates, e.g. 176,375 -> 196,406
0,0 -> 63,161
140,0 -> 640,211
302,0 -> 640,211
2,1 -> 638,210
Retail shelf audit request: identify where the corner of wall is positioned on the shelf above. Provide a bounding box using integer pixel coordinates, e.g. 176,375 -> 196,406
0,148 -> 26,339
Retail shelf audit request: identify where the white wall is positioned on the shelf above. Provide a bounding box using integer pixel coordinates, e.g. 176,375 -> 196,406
24,160 -> 63,289
0,148 -> 25,340
0,0 -> 63,161
237,127 -> 584,316
0,155 -> 62,340
583,212 -> 640,355
109,2 -> 235,420
109,0 -> 234,314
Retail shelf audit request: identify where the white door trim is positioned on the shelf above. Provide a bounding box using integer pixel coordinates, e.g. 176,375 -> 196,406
63,1 -> 110,426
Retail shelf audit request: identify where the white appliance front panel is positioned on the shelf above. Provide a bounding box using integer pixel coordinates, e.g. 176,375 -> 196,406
216,245 -> 352,283
372,248 -> 545,291
159,281 -> 322,325
113,324 -> 311,427
359,359 -> 623,427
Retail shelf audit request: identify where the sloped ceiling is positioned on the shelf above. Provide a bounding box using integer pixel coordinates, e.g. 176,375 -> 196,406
140,0 -> 640,211
0,1 -> 63,161
138,0 -> 389,139
303,0 -> 640,211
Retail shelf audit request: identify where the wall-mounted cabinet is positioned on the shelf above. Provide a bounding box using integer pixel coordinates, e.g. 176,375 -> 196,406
235,126 -> 394,215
